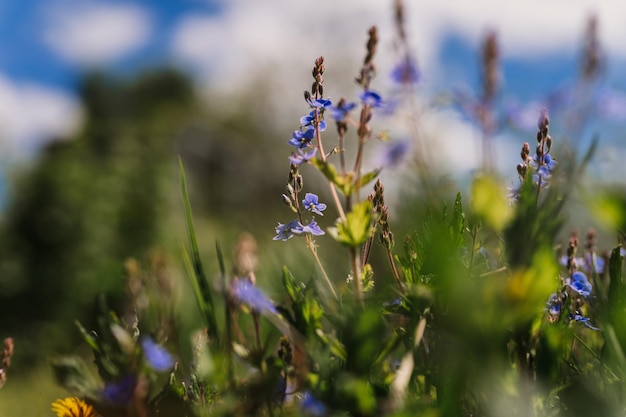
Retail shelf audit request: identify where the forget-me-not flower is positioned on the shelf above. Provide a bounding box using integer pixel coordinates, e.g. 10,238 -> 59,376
330,100 -> 357,122
360,90 -> 384,108
274,220 -> 304,241
301,111 -> 327,131
231,279 -> 278,315
302,193 -> 327,216
301,219 -> 324,236
306,97 -> 332,109
289,148 -> 317,165
391,55 -> 420,85
142,337 -> 174,372
289,128 -> 315,149
569,313 -> 600,330
566,271 -> 592,297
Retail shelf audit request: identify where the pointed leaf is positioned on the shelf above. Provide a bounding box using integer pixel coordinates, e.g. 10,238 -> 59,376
328,200 -> 374,247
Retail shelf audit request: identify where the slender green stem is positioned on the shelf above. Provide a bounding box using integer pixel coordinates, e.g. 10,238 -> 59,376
386,248 -> 404,292
305,234 -> 339,300
351,246 -> 364,307
314,108 -> 346,221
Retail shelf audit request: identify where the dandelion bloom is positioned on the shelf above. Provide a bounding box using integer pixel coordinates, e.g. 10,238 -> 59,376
52,397 -> 99,417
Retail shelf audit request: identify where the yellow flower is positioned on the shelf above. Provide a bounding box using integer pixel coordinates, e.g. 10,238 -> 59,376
51,397 -> 99,417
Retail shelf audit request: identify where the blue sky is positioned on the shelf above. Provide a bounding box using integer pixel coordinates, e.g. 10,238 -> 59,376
1,0 -> 626,205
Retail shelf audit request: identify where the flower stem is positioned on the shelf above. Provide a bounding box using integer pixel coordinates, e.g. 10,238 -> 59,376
351,246 -> 364,307
306,234 -> 338,300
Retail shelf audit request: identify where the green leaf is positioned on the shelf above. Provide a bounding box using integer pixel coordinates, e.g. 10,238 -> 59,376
471,175 -> 511,232
310,158 -> 352,195
75,321 -> 100,353
357,169 -> 381,190
282,266 -> 305,303
179,157 -> 219,344
328,200 -> 374,247
450,191 -> 465,247
609,244 -> 624,313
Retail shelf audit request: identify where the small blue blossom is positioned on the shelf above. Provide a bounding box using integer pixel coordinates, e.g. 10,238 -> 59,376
302,193 -> 327,216
301,392 -> 327,416
301,219 -> 325,236
231,278 -> 278,315
142,337 -> 174,372
300,111 -> 327,131
532,165 -> 551,185
380,140 -> 410,167
360,90 -> 384,108
306,97 -> 332,109
289,128 -> 315,149
289,148 -> 317,165
273,220 -> 304,241
545,293 -> 562,323
329,100 -> 357,122
568,313 -> 600,331
566,271 -> 592,297
102,375 -> 137,405
391,55 -> 420,85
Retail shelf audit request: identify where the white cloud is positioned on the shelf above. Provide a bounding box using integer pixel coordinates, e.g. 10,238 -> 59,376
42,2 -> 152,65
170,0 -> 626,179
171,0 -> 626,92
0,74 -> 82,156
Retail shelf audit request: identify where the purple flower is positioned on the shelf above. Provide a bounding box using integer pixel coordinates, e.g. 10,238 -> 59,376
380,140 -> 410,167
289,148 -> 317,165
306,97 -> 332,109
289,128 -> 315,149
301,219 -> 324,236
545,293 -> 562,323
274,219 -> 324,240
566,271 -> 592,297
102,375 -> 137,405
142,337 -> 174,372
231,279 -> 277,315
300,111 -> 327,131
329,100 -> 357,122
274,220 -> 304,241
301,392 -> 327,416
391,55 -> 420,85
568,313 -> 600,331
302,193 -> 327,216
360,90 -> 384,108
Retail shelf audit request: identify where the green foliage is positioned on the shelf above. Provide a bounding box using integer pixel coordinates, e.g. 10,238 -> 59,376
328,199 -> 375,247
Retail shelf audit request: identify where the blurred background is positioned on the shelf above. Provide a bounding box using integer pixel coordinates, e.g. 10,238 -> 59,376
1,0 -> 626,414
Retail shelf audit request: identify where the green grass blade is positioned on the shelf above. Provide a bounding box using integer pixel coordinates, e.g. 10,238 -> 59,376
179,157 -> 220,344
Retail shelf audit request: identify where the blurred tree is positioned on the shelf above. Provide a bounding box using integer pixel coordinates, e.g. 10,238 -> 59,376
0,69 -> 197,364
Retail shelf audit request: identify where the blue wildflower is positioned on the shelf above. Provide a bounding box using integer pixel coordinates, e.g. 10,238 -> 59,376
302,193 -> 327,216
545,293 -> 562,323
289,148 -> 317,165
231,279 -> 278,315
289,128 -> 315,149
102,375 -> 137,405
360,90 -> 384,108
391,55 -> 420,85
273,220 -> 304,241
568,313 -> 600,331
301,392 -> 327,416
301,219 -> 324,236
142,337 -> 174,372
300,111 -> 327,131
329,100 -> 357,122
306,97 -> 332,109
380,140 -> 410,167
566,271 -> 592,297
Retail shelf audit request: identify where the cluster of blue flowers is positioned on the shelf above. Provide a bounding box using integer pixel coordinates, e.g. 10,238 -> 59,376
546,232 -> 600,331
545,270 -> 598,330
274,192 -> 326,241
